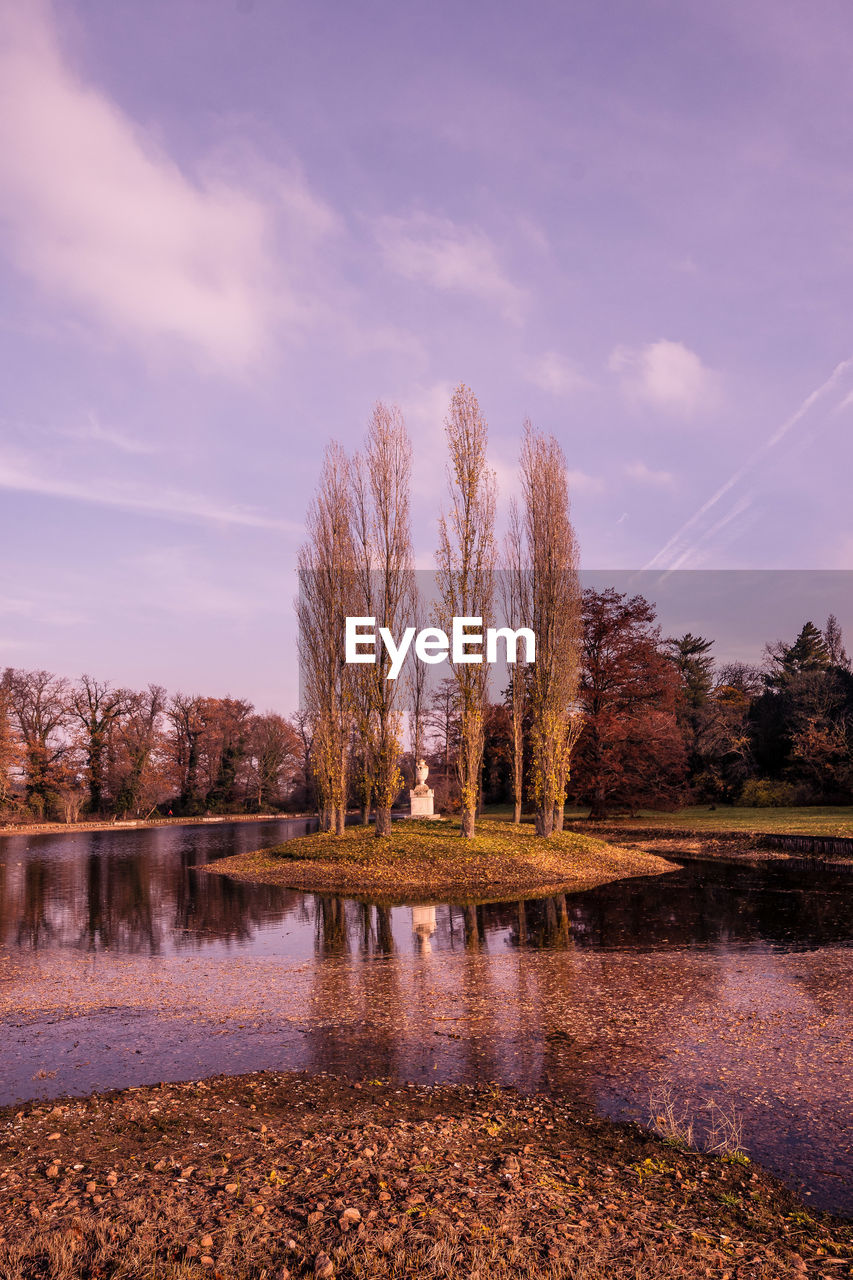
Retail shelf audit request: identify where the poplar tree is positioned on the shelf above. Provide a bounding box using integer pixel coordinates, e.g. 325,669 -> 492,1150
518,421 -> 583,836
297,442 -> 354,834
436,385 -> 496,838
351,403 -> 415,836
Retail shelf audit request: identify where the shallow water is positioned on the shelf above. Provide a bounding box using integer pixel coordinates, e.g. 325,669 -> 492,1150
1,819 -> 852,1215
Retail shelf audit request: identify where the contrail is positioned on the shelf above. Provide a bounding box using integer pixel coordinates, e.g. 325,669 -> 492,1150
644,356 -> 853,570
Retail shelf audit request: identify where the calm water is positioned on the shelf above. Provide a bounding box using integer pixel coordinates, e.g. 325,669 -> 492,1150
1,819 -> 852,1215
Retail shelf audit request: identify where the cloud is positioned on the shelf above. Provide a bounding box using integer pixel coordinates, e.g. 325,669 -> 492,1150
624,460 -> 676,488
62,418 -> 159,456
527,351 -> 589,397
566,469 -> 604,495
0,446 -> 301,532
609,339 -> 716,415
0,1 -> 335,372
376,213 -> 524,322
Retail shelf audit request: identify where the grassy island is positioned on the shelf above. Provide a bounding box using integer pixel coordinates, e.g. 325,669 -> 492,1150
1,1071 -> 849,1279
206,818 -> 676,903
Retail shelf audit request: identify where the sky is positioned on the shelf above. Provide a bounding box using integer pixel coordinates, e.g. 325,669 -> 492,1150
1,0 -> 852,711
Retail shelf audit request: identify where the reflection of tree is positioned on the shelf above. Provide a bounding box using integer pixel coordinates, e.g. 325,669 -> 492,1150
375,906 -> 394,955
463,903 -> 485,951
16,859 -> 53,950
0,823 -> 312,955
316,896 -> 349,957
507,895 -> 572,950
302,904 -> 406,1081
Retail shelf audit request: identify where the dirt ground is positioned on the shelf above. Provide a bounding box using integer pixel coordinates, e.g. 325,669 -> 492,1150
0,1071 -> 850,1279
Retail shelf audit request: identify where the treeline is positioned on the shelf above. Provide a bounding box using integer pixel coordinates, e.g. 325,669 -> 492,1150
468,599 -> 852,816
0,672 -> 305,823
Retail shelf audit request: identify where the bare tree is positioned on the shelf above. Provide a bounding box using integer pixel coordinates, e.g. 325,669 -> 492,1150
518,421 -> 582,835
2,668 -> 70,815
405,589 -> 430,781
297,441 -> 355,834
0,680 -> 18,815
69,676 -> 133,814
501,498 -> 529,823
351,403 -> 415,836
167,693 -> 204,813
248,712 -> 300,810
436,385 -> 497,837
109,685 -> 166,817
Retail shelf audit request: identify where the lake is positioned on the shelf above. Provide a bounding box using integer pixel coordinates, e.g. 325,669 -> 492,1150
1,818 -> 851,1216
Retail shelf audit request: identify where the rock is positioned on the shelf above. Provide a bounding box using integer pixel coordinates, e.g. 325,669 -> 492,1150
47,1133 -> 60,1141
200,1257 -> 214,1268
339,1207 -> 361,1227
85,1181 -> 96,1193
253,1203 -> 266,1215
314,1253 -> 334,1279
200,1234 -> 214,1249
225,1183 -> 238,1193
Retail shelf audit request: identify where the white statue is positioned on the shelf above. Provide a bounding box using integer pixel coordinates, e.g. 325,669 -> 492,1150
409,757 -> 435,817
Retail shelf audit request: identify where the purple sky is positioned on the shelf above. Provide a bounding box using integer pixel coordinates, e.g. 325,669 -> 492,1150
1,0 -> 852,712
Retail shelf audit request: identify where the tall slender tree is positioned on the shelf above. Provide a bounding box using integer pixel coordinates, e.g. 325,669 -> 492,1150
350,404 -> 415,836
297,441 -> 355,834
501,498 -> 528,824
518,421 -> 582,835
436,385 -> 496,837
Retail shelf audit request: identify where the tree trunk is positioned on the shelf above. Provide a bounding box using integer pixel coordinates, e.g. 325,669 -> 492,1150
360,803 -> 370,825
461,805 -> 476,838
375,805 -> 392,837
534,808 -> 554,837
513,799 -> 522,824
334,804 -> 347,835
552,801 -> 565,832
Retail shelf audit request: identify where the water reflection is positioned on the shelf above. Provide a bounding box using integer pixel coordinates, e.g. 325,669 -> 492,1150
1,822 -> 852,959
1,821 -> 852,1215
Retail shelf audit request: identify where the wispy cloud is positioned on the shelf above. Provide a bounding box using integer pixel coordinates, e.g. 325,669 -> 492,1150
625,460 -> 676,488
376,213 -> 525,322
0,448 -> 301,532
0,1 -> 336,373
527,351 -> 589,397
62,418 -> 160,456
609,339 -> 716,416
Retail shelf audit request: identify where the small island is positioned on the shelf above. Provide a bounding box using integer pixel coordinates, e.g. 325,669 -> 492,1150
207,818 -> 676,903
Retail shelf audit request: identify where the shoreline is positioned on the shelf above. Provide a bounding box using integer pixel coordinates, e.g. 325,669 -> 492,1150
0,812 -> 311,839
204,819 -> 678,904
1,1070 -> 849,1278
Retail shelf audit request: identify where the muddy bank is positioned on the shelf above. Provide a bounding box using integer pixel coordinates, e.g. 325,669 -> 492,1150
567,824 -> 853,864
1,1071 -> 850,1279
206,820 -> 676,904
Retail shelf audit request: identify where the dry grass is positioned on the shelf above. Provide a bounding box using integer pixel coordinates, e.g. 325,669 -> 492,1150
1,1071 -> 849,1279
570,806 -> 853,838
205,818 -> 676,904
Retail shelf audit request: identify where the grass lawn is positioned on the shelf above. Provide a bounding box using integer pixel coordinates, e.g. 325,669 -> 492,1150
207,818 -> 675,903
560,806 -> 853,838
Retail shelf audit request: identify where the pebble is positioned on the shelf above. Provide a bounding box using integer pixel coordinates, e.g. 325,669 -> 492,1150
314,1253 -> 334,1279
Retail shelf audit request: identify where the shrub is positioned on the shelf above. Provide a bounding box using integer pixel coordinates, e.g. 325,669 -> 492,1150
740,778 -> 798,807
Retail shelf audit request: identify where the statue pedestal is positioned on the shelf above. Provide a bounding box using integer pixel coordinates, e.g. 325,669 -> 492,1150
409,786 -> 435,818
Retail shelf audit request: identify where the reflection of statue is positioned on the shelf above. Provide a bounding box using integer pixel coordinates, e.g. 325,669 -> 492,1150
409,758 -> 436,818
412,904 -> 437,954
